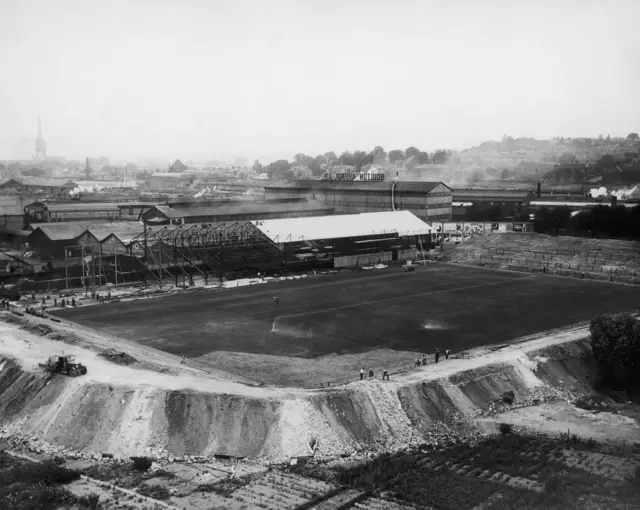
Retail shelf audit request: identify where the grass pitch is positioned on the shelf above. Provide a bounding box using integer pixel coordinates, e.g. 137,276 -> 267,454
55,264 -> 638,363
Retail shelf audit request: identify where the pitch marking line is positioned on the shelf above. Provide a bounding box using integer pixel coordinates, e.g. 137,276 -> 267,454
129,274 -> 534,343
271,275 -> 535,321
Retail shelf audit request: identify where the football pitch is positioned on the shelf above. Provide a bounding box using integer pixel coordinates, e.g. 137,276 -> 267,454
54,264 -> 639,361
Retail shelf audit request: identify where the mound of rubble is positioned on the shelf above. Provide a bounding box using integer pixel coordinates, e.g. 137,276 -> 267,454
98,348 -> 138,366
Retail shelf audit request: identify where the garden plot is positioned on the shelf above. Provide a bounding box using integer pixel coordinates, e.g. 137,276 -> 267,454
311,489 -> 364,509
353,496 -> 418,509
559,449 -> 640,481
227,471 -> 335,509
334,434 -> 640,509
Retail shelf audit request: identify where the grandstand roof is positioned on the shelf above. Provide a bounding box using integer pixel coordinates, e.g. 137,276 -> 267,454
252,211 -> 431,243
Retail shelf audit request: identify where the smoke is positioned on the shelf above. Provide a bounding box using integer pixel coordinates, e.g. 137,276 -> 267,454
193,187 -> 211,198
69,184 -> 105,196
612,185 -> 640,199
589,186 -> 608,198
589,185 -> 640,200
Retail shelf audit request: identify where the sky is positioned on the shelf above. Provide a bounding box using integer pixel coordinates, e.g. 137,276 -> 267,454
1,0 -> 639,164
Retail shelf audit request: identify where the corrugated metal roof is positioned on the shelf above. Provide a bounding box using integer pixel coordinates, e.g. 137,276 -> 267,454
267,180 -> 447,193
20,178 -> 77,188
252,211 -> 431,243
151,199 -> 331,219
33,224 -> 88,241
47,203 -> 121,212
90,225 -> 145,242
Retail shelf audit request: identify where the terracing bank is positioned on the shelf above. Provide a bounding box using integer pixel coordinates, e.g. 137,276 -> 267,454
2,313 -> 638,465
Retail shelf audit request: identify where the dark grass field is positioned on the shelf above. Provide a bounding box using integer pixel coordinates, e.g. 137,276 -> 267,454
53,264 -> 640,361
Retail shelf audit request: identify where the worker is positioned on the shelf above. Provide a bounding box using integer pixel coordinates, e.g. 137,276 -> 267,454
42,297 -> 46,305
415,358 -> 420,367
445,349 -> 450,360
72,298 -> 76,307
382,369 -> 390,381
274,296 -> 280,308
359,368 -> 365,381
368,369 -> 374,379
422,354 -> 427,366
107,291 -> 111,300
54,298 -> 57,308
435,348 -> 440,364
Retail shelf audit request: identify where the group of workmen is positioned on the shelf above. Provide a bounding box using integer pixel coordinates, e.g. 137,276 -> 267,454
358,348 -> 453,382
415,348 -> 451,367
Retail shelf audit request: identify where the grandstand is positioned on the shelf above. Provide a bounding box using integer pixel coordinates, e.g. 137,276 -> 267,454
444,232 -> 640,284
252,210 -> 432,269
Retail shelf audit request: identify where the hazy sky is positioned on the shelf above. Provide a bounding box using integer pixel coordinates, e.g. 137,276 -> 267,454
1,0 -> 639,163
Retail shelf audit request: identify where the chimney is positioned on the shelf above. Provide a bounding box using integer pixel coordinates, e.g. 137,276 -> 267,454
611,195 -> 618,207
536,182 -> 541,198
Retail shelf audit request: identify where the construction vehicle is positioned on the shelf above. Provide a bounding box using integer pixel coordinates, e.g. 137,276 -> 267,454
40,355 -> 88,377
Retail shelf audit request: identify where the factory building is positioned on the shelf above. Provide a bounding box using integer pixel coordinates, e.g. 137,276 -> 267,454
140,198 -> 333,225
264,180 -> 452,222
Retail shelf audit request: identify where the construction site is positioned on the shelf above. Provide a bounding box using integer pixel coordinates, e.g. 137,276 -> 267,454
1,230 -> 639,509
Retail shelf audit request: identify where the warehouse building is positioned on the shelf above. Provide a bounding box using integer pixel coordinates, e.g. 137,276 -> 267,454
140,198 -> 333,225
0,178 -> 77,195
264,180 -> 452,222
27,224 -> 99,260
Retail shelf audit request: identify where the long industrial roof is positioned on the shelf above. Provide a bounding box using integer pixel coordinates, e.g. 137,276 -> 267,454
46,202 -> 121,212
252,210 -> 431,243
149,199 -> 331,219
267,180 -> 449,193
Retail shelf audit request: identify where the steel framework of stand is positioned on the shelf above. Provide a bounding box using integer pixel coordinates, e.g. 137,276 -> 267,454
130,222 -> 285,287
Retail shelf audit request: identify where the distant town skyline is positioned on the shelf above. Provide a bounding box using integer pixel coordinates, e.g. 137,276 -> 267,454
1,0 -> 639,163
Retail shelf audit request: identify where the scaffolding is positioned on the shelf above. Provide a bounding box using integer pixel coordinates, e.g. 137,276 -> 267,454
130,222 -> 285,287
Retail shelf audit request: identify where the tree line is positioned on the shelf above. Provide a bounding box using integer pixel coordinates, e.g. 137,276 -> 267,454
529,204 -> 640,239
253,146 -> 455,179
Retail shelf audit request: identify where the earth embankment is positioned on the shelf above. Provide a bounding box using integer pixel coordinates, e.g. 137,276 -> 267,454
0,321 -> 611,462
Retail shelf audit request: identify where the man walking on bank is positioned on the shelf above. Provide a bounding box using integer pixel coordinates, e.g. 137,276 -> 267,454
435,348 -> 440,364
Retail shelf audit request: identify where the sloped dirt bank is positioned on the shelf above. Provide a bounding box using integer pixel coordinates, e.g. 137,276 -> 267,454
0,319 -> 617,464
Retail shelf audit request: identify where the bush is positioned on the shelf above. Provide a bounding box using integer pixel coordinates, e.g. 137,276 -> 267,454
499,423 -> 513,435
590,313 -> 640,390
129,457 -> 153,471
78,492 -> 101,508
502,390 -> 515,405
137,484 -> 171,501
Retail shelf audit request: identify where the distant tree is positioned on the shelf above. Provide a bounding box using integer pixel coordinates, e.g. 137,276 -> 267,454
266,159 -> 291,178
372,146 -> 386,164
338,151 -> 355,166
589,313 -> 640,390
252,160 -> 264,174
323,152 -> 338,164
404,147 -> 420,159
415,151 -> 430,165
293,153 -> 313,166
627,133 -> 639,141
597,154 -> 616,171
431,150 -> 448,164
308,156 -> 325,176
532,206 -> 571,234
388,150 -> 404,163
